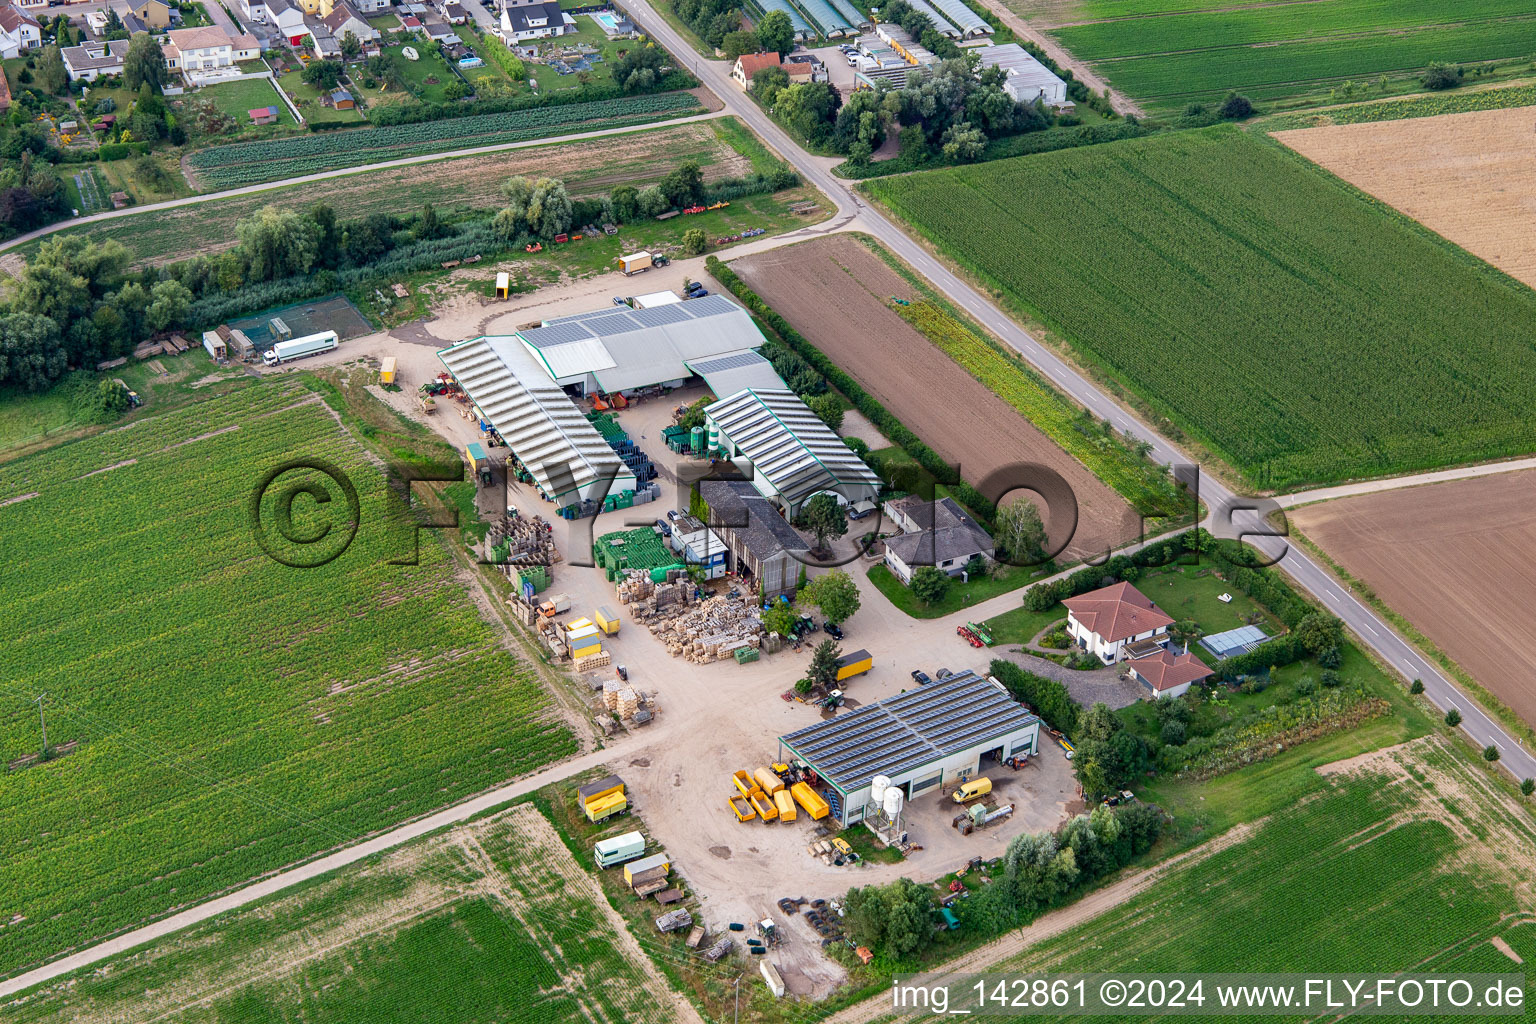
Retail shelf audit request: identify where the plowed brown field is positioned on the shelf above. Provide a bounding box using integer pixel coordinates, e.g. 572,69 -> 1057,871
1292,470 -> 1536,727
1275,107 -> 1536,290
729,236 -> 1141,559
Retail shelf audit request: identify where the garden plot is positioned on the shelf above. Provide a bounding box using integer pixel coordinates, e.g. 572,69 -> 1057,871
0,383 -> 575,979
4,804 -> 686,1024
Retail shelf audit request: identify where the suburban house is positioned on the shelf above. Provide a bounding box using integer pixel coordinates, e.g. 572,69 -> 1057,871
698,479 -> 810,602
423,19 -> 458,44
731,50 -> 781,88
260,0 -> 308,41
436,0 -> 468,24
14,0 -> 46,10
783,53 -> 820,82
0,3 -> 42,59
499,0 -> 573,43
1126,647 -> 1212,700
164,26 -> 261,70
974,42 -> 1071,108
61,38 -> 131,81
320,0 -> 379,46
1063,581 -> 1174,664
121,13 -> 150,35
881,495 -> 994,584
132,0 -> 180,31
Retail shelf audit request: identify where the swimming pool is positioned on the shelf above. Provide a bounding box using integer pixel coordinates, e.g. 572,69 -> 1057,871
588,11 -> 621,31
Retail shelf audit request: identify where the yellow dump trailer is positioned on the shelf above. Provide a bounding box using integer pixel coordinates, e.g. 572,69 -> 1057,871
595,605 -> 621,635
729,795 -> 756,822
773,789 -> 796,822
753,767 -> 785,796
791,782 -> 830,820
584,790 -> 627,823
379,356 -> 397,384
750,791 -> 778,822
732,770 -> 760,800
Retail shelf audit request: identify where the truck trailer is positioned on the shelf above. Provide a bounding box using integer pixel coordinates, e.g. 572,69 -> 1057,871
594,831 -> 646,868
262,330 -> 339,366
618,251 -> 653,276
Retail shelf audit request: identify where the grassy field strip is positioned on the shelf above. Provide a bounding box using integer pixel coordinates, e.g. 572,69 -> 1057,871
0,383 -> 576,978
865,127 -> 1536,489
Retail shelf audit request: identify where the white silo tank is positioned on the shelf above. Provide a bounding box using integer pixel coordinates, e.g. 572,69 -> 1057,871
870,775 -> 890,805
883,787 -> 904,819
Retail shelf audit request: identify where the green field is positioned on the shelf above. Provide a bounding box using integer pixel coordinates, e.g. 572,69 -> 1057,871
867,128 -> 1536,489
184,91 -> 702,186
1134,564 -> 1279,637
967,738 -> 1535,1011
1038,0 -> 1536,109
0,383 -> 576,978
5,804 -> 678,1024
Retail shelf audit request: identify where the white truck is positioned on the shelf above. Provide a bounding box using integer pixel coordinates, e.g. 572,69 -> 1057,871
262,330 -> 339,367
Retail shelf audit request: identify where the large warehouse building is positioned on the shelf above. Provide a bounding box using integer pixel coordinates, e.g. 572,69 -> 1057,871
438,295 -> 778,510
778,671 -> 1040,827
704,388 -> 881,517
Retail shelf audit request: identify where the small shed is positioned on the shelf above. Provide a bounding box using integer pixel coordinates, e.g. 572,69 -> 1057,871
495,270 -> 511,299
248,105 -> 279,125
327,88 -> 355,109
203,331 -> 228,361
226,328 -> 256,360
623,852 -> 669,886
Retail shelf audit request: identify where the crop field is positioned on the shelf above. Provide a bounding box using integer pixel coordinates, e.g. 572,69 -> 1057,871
29,120 -> 759,268
0,384 -> 576,979
184,92 -> 704,187
1275,105 -> 1536,291
1292,470 -> 1536,730
6,804 -> 683,1024
965,737 -> 1535,1010
1006,0 -> 1536,109
866,128 -> 1536,489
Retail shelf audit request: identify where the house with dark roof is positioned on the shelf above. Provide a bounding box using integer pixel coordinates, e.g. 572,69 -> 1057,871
320,0 -> 378,43
1126,647 -> 1212,700
499,0 -> 572,42
698,479 -> 809,602
61,38 -> 131,81
881,496 -> 994,584
1063,581 -> 1174,664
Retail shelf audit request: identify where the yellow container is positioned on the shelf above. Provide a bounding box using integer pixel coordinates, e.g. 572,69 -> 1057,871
732,770 -> 759,801
773,789 -> 796,822
729,795 -> 756,821
380,356 -> 397,384
753,767 -> 785,796
750,791 -> 778,822
790,781 -> 829,820
595,605 -> 621,635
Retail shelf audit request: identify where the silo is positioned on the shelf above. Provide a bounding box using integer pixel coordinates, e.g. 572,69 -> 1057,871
883,787 -> 904,820
870,775 -> 890,806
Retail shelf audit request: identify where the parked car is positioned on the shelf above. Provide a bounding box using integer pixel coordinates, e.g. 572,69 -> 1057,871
655,517 -> 671,536
824,621 -> 844,639
612,296 -> 627,306
911,669 -> 931,685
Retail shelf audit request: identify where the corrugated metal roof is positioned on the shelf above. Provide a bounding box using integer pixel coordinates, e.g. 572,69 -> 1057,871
687,350 -> 787,400
438,336 -> 633,506
927,0 -> 988,34
705,389 -> 880,507
780,671 -> 1038,792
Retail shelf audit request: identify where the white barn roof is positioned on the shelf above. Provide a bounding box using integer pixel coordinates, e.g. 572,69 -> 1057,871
686,350 -> 787,399
976,43 -> 1066,103
521,294 -> 766,394
438,336 -> 634,505
705,388 -> 880,508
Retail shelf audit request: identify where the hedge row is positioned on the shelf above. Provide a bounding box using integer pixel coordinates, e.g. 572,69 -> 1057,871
706,256 -> 998,525
367,73 -> 696,127
988,660 -> 1080,734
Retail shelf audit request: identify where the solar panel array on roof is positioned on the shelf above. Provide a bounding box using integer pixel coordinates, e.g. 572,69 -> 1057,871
691,351 -> 768,374
780,671 -> 1038,792
630,304 -> 692,328
522,320 -> 595,348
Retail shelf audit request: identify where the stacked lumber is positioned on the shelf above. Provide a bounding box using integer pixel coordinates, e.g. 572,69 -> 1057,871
603,679 -> 623,711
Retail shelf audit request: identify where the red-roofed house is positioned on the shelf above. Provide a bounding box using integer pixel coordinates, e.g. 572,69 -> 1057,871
1126,647 -> 1212,700
731,51 -> 781,89
1062,581 -> 1174,664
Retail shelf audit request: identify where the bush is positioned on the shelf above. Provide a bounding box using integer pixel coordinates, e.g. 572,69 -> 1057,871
1159,720 -> 1186,746
1483,745 -> 1500,762
1217,92 -> 1253,119
989,660 -> 1080,734
1409,679 -> 1424,695
681,227 -> 706,255
1445,708 -> 1462,727
1422,62 -> 1464,90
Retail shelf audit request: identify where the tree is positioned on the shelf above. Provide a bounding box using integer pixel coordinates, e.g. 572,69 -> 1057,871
799,492 -> 847,553
806,392 -> 842,430
1422,62 -> 1463,90
802,569 -> 860,625
1293,613 -> 1343,655
97,377 -> 131,416
681,227 -> 707,255
635,184 -> 669,217
751,64 -> 789,105
1217,91 -> 1253,119
1483,745 -> 1500,762
36,45 -> 68,95
762,602 -> 797,637
236,205 -> 322,281
721,29 -> 759,60
994,495 -> 1045,565
145,279 -> 193,332
661,160 -> 704,206
443,79 -> 468,101
1521,778 -> 1534,798
1445,708 -> 1462,727
527,177 -> 571,238
0,313 -> 66,391
909,565 -> 951,605
1409,679 -> 1424,695
610,184 -> 639,222
756,9 -> 793,56
340,30 -> 362,60
940,120 -> 985,162
302,59 -> 344,91
808,637 -> 842,691
124,33 -> 167,93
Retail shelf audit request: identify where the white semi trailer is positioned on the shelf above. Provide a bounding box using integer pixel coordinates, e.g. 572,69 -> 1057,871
262,330 -> 339,366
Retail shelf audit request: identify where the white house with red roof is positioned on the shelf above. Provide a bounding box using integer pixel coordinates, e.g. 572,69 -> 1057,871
1125,647 -> 1211,700
1062,581 -> 1173,665
0,3 -> 42,59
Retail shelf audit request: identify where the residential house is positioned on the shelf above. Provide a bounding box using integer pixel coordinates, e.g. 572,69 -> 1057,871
121,13 -> 150,35
730,50 -> 780,89
164,25 -> 259,70
499,0 -> 572,43
783,53 -> 820,83
304,21 -> 340,55
61,38 -> 131,81
14,0 -> 46,10
1062,581 -> 1174,665
320,0 -> 379,46
880,495 -> 994,584
436,0 -> 467,24
1126,647 -> 1212,700
132,0 -> 180,31
422,18 -> 457,43
261,0 -> 308,42
0,3 -> 42,59
698,480 -> 810,602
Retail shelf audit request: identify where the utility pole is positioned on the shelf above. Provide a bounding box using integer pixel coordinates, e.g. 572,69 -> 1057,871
34,693 -> 48,758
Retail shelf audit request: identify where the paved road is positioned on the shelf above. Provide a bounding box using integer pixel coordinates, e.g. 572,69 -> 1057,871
617,0 -> 1536,784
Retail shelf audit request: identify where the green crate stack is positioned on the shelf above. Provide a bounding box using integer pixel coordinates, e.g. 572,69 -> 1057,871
734,647 -> 760,664
594,528 -> 675,576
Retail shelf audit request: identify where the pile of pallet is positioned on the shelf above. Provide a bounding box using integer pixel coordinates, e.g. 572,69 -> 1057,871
576,650 -> 612,672
616,572 -> 654,605
620,573 -> 696,618
602,679 -> 643,718
489,513 -> 558,566
646,596 -> 764,663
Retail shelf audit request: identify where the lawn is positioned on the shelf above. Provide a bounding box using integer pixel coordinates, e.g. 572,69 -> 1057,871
1039,0 -> 1536,110
195,76 -> 295,127
0,382 -> 576,978
385,41 -> 462,103
868,561 -> 1041,620
1133,563 -> 1279,637
277,67 -> 366,125
525,19 -> 628,95
981,604 -> 1066,645
866,127 -> 1536,490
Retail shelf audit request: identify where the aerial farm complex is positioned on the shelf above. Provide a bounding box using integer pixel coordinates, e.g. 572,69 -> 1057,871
4,0 -> 1536,1018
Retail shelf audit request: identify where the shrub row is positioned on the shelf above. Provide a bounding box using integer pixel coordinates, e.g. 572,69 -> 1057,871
706,256 -> 998,525
988,660 -> 1080,734
367,73 -> 696,126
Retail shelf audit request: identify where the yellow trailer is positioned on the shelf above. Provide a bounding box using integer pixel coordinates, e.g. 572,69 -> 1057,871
773,789 -> 796,822
729,795 -> 756,822
379,356 -> 397,384
623,852 -> 669,887
790,781 -> 830,820
750,791 -> 778,822
732,770 -> 760,801
835,649 -> 873,682
753,767 -> 785,796
584,790 -> 627,823
594,605 -> 621,635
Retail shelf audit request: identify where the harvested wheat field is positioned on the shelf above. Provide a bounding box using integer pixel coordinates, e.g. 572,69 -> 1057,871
1292,470 -> 1536,728
1275,106 -> 1536,289
729,235 -> 1141,559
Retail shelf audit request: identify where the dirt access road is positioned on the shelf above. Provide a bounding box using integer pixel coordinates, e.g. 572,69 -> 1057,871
731,235 -> 1144,560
